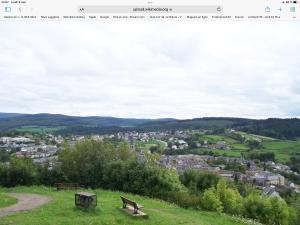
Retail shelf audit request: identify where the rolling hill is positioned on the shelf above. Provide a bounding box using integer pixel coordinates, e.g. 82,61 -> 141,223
0,113 -> 176,132
0,113 -> 300,139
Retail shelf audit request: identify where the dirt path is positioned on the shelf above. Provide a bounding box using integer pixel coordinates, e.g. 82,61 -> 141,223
0,193 -> 51,217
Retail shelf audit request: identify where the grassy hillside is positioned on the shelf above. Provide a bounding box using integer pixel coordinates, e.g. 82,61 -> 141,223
0,186 -> 255,225
185,132 -> 300,162
262,139 -> 300,161
14,125 -> 67,134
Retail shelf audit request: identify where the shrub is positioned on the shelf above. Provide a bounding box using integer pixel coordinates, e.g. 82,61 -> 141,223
201,187 -> 223,213
166,191 -> 201,209
180,169 -> 220,195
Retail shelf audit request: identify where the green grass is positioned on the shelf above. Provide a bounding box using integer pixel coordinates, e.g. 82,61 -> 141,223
135,139 -> 166,151
0,186 -> 253,225
14,126 -> 66,134
235,132 -> 277,141
202,135 -> 239,145
197,133 -> 300,162
262,139 -> 300,162
231,143 -> 250,151
0,193 -> 17,208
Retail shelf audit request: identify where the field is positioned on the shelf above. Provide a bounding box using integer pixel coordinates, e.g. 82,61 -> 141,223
262,139 -> 300,161
0,186 -> 254,225
190,133 -> 300,162
135,139 -> 167,151
14,126 -> 66,134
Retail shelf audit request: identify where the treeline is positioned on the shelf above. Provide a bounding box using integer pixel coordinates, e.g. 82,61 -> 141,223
237,118 -> 300,140
57,118 -> 300,140
0,139 -> 299,225
178,169 -> 298,225
0,140 -> 182,198
1,116 -> 300,140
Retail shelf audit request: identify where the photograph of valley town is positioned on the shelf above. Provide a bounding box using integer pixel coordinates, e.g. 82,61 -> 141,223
0,22 -> 300,225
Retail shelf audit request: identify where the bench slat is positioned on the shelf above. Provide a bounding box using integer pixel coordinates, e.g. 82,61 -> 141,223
120,196 -> 144,213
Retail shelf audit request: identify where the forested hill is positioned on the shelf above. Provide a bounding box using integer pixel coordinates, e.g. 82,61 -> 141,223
0,113 -> 175,131
0,113 -> 300,140
237,118 -> 300,139
0,113 -> 25,119
139,117 -> 300,139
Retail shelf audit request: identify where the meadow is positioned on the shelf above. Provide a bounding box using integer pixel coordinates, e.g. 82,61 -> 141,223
0,186 -> 256,225
191,133 -> 300,162
14,126 -> 66,134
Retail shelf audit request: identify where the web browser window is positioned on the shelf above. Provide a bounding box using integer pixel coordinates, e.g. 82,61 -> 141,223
0,0 -> 299,20
0,1 -> 300,225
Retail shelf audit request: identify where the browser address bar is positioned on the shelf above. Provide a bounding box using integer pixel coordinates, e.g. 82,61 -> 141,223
78,5 -> 223,14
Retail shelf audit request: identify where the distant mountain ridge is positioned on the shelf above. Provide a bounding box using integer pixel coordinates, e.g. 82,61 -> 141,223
0,113 -> 177,131
0,113 -> 300,139
0,113 -> 25,119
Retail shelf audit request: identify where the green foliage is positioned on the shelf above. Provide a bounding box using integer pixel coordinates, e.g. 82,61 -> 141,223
215,179 -> 243,215
246,140 -> 263,150
269,197 -> 290,225
197,178 -> 293,225
225,163 -> 246,173
239,118 -> 300,139
6,156 -> 38,187
59,140 -> 133,187
235,181 -> 257,197
0,186 -> 250,225
0,150 -> 10,162
288,156 -> 300,173
222,188 -> 243,215
36,163 -> 64,186
248,152 -> 275,162
14,125 -> 66,134
243,194 -> 272,224
202,187 -> 223,213
117,142 -> 136,161
102,160 -> 183,198
180,169 -> 220,195
58,140 -> 183,198
0,193 -> 17,208
166,191 -> 201,209
243,194 -> 291,225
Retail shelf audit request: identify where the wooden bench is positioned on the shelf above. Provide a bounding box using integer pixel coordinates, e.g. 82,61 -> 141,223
55,183 -> 80,191
120,196 -> 144,214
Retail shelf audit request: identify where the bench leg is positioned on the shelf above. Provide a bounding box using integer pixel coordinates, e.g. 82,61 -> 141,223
123,203 -> 127,209
134,208 -> 138,214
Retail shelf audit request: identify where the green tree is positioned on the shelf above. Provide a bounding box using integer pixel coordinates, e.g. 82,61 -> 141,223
269,197 -> 290,225
180,169 -> 220,195
216,179 -> 243,215
7,156 -> 37,187
117,142 -> 135,161
59,140 -> 116,187
202,187 -> 223,213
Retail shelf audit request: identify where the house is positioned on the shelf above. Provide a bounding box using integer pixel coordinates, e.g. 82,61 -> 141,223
250,171 -> 285,187
261,186 -> 281,198
215,141 -> 228,150
177,140 -> 188,150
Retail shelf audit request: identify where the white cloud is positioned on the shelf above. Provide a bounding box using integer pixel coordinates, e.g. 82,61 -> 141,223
0,21 -> 299,119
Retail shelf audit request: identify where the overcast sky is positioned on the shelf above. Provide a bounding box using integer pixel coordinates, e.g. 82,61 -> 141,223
0,22 -> 299,119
